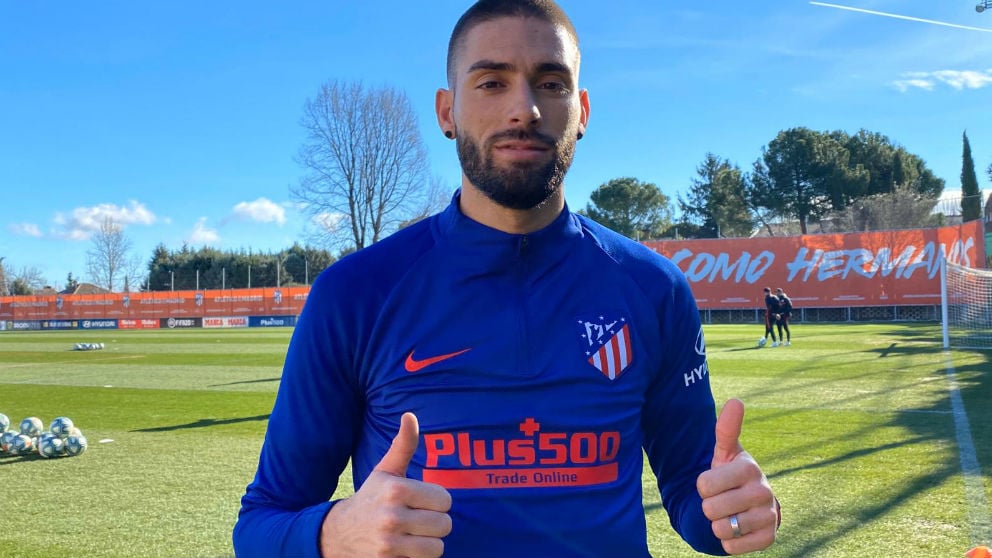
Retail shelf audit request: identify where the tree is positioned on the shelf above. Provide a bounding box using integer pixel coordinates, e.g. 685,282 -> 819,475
292,80 -> 431,251
829,182 -> 942,232
961,131 -> 982,222
85,217 -> 142,292
0,257 -> 7,296
397,174 -> 456,230
580,177 -> 674,240
142,244 -> 336,291
749,128 -> 867,234
831,129 -> 943,200
64,272 -> 80,293
679,153 -> 753,238
9,265 -> 46,294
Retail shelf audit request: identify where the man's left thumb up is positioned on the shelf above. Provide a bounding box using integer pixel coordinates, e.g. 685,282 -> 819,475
712,398 -> 746,468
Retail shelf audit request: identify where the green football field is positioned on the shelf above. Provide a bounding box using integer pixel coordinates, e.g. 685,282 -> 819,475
0,323 -> 989,558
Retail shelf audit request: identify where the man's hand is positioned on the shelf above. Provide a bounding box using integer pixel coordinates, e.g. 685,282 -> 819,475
697,399 -> 779,555
320,412 -> 452,558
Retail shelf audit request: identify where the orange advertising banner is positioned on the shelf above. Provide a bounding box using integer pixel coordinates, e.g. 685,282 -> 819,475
643,221 -> 985,309
0,286 -> 310,322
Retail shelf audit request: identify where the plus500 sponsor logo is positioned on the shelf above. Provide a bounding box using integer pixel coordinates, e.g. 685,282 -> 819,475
420,419 -> 622,489
424,422 -> 620,467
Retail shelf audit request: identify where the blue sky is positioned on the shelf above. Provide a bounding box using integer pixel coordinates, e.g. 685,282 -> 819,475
2,0 -> 991,289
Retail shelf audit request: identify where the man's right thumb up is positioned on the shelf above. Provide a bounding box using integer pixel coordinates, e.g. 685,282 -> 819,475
374,412 -> 419,477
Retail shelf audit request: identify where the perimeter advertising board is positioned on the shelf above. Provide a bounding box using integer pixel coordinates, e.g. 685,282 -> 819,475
0,287 -> 308,322
643,221 -> 985,309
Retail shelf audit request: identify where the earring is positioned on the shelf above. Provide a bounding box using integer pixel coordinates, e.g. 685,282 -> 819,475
444,130 -> 454,139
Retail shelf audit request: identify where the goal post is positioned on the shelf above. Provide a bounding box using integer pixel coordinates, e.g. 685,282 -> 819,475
940,256 -> 992,350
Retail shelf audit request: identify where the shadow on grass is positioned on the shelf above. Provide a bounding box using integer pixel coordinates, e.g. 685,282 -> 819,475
767,346 -> 992,555
209,377 -> 280,387
131,414 -> 270,432
867,343 -> 943,358
0,452 -> 47,467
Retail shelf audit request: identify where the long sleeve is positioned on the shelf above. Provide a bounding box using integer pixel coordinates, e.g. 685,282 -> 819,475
641,268 -> 728,556
233,268 -> 364,558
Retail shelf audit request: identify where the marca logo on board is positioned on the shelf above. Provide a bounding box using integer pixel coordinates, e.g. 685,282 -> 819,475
203,317 -> 249,328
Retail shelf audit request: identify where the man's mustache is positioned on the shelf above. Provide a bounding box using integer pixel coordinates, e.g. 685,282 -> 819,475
486,129 -> 557,148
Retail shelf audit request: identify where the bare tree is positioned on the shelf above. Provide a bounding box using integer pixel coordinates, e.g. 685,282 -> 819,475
826,183 -> 941,232
398,174 -> 457,230
9,265 -> 47,294
292,80 -> 431,251
86,217 -> 141,292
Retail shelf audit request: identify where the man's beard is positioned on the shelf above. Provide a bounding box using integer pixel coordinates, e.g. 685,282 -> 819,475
456,128 -> 575,210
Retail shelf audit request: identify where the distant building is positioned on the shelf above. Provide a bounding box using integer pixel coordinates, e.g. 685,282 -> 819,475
55,282 -> 111,296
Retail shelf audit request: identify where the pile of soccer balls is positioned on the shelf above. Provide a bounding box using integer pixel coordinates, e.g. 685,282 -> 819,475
73,342 -> 105,351
0,413 -> 88,459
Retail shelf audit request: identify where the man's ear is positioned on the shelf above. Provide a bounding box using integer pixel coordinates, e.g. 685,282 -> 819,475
435,88 -> 455,139
577,88 -> 590,140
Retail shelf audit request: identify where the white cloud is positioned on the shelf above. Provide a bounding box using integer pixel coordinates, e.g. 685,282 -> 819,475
892,78 -> 934,92
231,197 -> 286,226
53,200 -> 157,240
8,223 -> 43,237
931,69 -> 992,90
313,212 -> 345,233
187,217 -> 220,245
893,69 -> 992,91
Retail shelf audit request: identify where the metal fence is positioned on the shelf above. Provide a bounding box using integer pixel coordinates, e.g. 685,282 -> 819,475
701,305 -> 940,324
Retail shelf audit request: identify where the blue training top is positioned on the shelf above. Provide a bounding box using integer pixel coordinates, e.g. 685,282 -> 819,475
234,192 -> 727,557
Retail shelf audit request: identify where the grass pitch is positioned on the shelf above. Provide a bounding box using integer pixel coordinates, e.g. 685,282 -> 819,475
0,324 -> 989,557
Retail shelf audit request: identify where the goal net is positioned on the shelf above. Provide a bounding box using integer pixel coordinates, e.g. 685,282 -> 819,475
941,259 -> 992,350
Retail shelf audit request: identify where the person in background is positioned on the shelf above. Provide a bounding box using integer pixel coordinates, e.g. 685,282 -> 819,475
233,1 -> 780,557
760,287 -> 780,347
775,287 -> 793,346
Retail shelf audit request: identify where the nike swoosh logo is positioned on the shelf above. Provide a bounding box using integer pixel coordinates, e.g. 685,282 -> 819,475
405,348 -> 471,373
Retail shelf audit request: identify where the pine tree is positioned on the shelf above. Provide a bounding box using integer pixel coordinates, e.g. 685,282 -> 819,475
960,131 -> 981,222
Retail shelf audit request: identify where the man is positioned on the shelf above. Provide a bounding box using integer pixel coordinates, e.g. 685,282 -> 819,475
775,287 -> 793,346
233,1 -> 779,557
761,287 -> 779,347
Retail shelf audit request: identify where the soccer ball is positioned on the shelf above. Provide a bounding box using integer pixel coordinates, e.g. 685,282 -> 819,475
65,434 -> 88,457
50,417 -> 75,438
38,434 -> 66,458
19,417 -> 44,437
0,431 -> 17,453
0,413 -> 9,432
10,434 -> 33,455
757,337 -> 767,347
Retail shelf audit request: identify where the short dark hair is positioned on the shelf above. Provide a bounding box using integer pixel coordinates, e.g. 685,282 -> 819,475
763,287 -> 771,293
446,0 -> 579,86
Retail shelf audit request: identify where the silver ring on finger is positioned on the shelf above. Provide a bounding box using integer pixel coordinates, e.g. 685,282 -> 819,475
729,514 -> 742,538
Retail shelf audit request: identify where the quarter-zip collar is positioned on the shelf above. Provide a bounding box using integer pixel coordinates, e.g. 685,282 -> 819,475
433,189 -> 584,277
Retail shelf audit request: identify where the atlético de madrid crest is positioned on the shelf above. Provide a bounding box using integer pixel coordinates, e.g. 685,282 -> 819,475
576,311 -> 633,380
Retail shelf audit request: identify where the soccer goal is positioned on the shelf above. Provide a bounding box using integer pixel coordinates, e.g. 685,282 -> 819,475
940,258 -> 992,350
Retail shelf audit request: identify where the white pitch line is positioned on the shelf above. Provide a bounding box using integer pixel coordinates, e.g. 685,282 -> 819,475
810,1 -> 992,33
0,355 -> 146,369
942,354 -> 992,545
